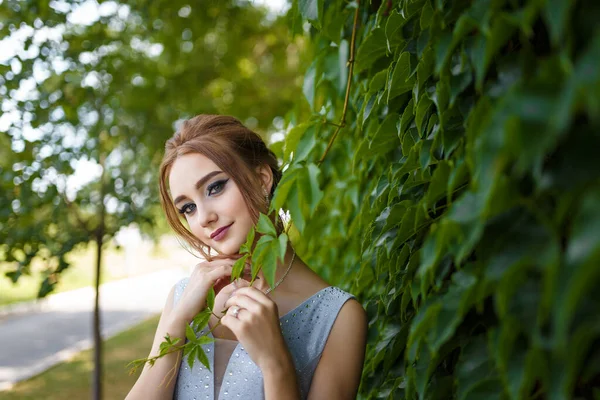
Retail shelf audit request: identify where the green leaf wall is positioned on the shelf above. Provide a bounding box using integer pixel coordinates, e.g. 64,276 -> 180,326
282,0 -> 600,397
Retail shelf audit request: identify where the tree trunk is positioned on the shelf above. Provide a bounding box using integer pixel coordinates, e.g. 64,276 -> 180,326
93,225 -> 104,400
93,150 -> 107,400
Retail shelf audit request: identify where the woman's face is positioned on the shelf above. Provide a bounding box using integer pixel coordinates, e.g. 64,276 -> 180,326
168,153 -> 255,255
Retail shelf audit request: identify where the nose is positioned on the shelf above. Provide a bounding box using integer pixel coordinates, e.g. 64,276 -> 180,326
193,202 -> 218,231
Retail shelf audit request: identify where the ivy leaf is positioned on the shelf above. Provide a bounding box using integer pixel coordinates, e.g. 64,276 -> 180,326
388,53 -> 414,101
466,35 -> 487,91
553,188 -> 600,347
301,164 -> 323,215
277,232 -> 288,263
284,122 -> 314,162
262,239 -> 282,289
369,113 -> 400,156
399,98 -> 415,139
239,227 -> 255,254
192,309 -> 212,332
186,345 -> 197,370
384,10 -> 408,53
207,287 -> 215,311
420,0 -> 434,30
256,213 -> 277,236
159,336 -> 177,357
271,164 -> 302,212
450,65 -> 473,107
186,325 -> 197,342
415,95 -> 433,137
417,222 -> 454,292
367,69 -> 388,96
456,335 -> 498,400
355,28 -> 388,73
425,161 -> 451,210
321,4 -> 348,44
294,124 -> 318,162
287,182 -> 306,234
543,0 -> 574,46
427,270 -> 477,354
195,345 -> 211,371
298,0 -> 322,29
251,234 -> 275,278
196,336 -> 215,345
416,47 -> 434,96
359,93 -> 377,128
231,254 -> 249,282
302,61 -> 318,109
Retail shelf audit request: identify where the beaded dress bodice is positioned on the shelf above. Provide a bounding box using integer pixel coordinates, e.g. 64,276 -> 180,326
172,278 -> 355,400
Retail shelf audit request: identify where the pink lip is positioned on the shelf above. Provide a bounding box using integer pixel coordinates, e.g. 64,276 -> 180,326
211,223 -> 233,241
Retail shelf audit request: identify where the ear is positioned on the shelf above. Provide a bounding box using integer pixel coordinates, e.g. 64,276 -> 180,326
255,164 -> 273,194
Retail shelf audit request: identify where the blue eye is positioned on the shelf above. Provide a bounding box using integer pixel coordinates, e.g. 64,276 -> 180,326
207,179 -> 229,196
178,203 -> 196,215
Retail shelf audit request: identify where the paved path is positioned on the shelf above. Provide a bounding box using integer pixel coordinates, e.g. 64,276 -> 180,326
0,268 -> 188,391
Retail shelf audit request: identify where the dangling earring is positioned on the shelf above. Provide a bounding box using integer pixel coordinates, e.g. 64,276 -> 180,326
263,188 -> 270,205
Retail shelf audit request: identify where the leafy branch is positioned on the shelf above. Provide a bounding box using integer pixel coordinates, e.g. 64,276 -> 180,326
318,0 -> 361,166
127,213 -> 289,377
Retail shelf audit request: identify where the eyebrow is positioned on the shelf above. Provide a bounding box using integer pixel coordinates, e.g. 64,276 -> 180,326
173,170 -> 224,206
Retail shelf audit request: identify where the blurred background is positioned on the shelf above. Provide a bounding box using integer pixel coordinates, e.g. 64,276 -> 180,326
0,0 -> 310,397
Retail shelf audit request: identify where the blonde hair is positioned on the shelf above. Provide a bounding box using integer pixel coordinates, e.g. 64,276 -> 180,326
159,114 -> 283,260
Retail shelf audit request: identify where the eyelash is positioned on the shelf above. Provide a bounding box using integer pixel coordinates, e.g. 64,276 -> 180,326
177,179 -> 229,215
207,178 -> 229,196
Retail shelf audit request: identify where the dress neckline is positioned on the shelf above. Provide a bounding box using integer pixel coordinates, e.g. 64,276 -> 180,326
208,285 -> 333,400
209,285 -> 332,342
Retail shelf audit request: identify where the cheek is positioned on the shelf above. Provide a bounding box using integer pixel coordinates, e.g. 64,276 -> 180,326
226,186 -> 253,220
187,217 -> 204,238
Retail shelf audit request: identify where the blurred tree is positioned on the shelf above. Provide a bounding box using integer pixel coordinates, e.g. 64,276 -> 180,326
0,0 -> 307,398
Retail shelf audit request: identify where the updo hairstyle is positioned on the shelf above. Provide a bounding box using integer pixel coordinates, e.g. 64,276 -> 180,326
158,114 -> 283,260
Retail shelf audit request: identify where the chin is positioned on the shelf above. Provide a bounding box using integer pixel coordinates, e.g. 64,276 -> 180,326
214,240 -> 244,256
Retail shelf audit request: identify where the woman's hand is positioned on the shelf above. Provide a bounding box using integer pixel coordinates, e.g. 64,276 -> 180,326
171,258 -> 239,325
220,280 -> 293,372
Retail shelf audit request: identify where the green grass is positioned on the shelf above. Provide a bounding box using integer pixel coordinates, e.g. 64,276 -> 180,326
2,315 -> 161,400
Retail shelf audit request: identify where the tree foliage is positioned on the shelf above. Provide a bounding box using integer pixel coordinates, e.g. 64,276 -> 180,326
279,0 -> 600,398
0,0 -> 306,294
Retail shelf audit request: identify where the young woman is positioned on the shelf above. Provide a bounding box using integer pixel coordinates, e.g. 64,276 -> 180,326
126,115 -> 367,400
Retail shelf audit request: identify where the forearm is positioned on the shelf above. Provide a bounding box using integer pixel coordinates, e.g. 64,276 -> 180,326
126,316 -> 187,400
262,353 -> 301,400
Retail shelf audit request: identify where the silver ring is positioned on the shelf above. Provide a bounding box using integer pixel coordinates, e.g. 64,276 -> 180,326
231,306 -> 240,318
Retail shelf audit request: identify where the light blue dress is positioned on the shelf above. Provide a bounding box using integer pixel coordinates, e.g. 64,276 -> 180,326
172,278 -> 356,399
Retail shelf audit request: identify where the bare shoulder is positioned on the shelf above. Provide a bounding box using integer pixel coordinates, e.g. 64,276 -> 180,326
330,296 -> 367,346
337,297 -> 367,327
307,294 -> 367,399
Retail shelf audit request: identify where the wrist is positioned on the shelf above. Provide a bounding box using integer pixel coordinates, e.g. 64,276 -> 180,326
165,312 -> 188,339
260,349 -> 295,378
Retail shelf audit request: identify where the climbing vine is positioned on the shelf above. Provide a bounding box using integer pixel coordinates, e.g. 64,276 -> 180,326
280,0 -> 600,398
131,0 -> 600,397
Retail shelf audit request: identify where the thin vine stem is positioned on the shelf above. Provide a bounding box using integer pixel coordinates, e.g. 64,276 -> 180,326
159,350 -> 181,388
135,216 -> 291,375
318,1 -> 361,166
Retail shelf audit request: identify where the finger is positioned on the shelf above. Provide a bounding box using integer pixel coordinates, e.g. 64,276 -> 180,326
212,253 -> 244,262
194,258 -> 237,272
217,281 -> 240,300
233,278 -> 251,288
224,294 -> 262,314
230,287 -> 273,307
204,264 -> 234,283
219,310 -> 243,334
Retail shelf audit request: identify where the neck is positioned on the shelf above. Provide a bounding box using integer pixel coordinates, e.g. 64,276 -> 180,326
253,243 -> 297,294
